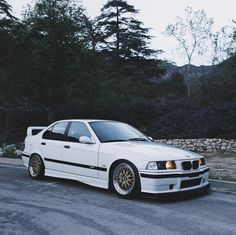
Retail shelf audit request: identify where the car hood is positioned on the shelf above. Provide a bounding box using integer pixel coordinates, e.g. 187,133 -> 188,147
101,141 -> 201,161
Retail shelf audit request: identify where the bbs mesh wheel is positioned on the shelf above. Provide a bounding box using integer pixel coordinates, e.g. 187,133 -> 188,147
28,154 -> 45,179
111,161 -> 140,199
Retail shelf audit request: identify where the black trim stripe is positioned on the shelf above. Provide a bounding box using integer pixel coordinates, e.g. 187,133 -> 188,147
140,168 -> 210,179
21,153 -> 30,158
44,158 -> 107,172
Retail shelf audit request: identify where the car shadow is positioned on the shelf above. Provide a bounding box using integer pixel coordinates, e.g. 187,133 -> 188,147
43,175 -> 111,194
40,175 -> 212,203
140,188 -> 212,203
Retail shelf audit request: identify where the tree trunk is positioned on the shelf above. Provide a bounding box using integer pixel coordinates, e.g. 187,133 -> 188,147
185,62 -> 191,98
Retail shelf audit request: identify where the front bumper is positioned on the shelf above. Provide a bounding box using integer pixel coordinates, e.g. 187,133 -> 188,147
139,167 -> 210,194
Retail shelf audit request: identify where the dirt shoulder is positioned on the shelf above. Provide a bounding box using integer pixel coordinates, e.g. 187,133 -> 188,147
202,152 -> 236,182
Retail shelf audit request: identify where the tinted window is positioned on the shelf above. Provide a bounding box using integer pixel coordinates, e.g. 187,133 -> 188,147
32,129 -> 43,135
67,122 -> 91,142
89,121 -> 148,143
42,126 -> 53,139
43,122 -> 68,141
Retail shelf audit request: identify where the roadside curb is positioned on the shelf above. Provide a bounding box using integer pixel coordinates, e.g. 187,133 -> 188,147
209,179 -> 236,193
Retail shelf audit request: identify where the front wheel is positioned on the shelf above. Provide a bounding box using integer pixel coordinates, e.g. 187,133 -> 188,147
111,161 -> 141,199
28,154 -> 45,179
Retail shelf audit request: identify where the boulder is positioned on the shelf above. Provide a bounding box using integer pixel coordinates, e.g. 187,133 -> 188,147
4,144 -> 17,152
15,150 -> 22,157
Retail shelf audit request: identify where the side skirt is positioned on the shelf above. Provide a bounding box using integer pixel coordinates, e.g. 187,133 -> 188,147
45,169 -> 109,190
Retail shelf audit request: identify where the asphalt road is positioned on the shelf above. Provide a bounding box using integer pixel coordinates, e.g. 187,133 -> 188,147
0,165 -> 236,235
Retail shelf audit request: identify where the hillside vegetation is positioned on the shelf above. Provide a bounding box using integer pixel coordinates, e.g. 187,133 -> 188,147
0,0 -> 235,143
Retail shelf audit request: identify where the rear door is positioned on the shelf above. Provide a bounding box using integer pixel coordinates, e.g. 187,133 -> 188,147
40,122 -> 69,172
62,121 -> 99,178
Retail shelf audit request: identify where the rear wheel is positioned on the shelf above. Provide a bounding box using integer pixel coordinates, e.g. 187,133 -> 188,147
28,154 -> 45,179
111,161 -> 140,199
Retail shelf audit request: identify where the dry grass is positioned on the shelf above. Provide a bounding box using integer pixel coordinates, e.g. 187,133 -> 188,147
202,152 -> 236,182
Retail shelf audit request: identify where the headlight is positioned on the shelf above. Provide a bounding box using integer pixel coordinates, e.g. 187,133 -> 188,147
199,158 -> 206,166
146,161 -> 176,170
166,160 -> 176,169
146,161 -> 158,170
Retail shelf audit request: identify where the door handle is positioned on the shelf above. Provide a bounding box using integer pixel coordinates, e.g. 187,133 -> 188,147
64,145 -> 70,149
41,142 -> 46,145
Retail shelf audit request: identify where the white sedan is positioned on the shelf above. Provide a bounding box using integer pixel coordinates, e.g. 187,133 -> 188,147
22,119 -> 210,198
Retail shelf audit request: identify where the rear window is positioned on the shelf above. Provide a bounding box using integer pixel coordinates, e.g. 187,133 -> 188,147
43,122 -> 68,141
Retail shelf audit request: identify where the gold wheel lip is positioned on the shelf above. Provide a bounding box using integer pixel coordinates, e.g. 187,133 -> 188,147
113,163 -> 135,195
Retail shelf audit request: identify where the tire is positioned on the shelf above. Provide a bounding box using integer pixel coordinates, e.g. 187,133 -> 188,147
110,160 -> 141,199
28,154 -> 45,179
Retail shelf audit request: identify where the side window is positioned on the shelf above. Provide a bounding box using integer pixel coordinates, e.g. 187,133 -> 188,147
43,122 -> 68,141
67,122 -> 91,142
42,126 -> 53,139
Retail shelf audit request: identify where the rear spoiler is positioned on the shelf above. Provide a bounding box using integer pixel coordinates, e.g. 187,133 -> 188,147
27,126 -> 46,136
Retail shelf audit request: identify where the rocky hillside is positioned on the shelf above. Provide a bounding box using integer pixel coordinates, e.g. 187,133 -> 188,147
160,63 -> 212,80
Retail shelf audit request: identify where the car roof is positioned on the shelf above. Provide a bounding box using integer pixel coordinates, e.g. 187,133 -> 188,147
55,119 -> 120,123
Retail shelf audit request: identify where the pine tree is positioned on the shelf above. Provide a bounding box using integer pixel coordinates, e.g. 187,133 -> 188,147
0,0 -> 16,28
0,0 -> 17,104
98,0 -> 156,59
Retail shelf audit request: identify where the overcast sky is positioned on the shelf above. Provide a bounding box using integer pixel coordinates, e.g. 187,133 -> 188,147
8,0 -> 236,66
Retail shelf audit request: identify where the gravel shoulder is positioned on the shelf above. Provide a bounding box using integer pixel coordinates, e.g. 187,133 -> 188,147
0,157 -> 23,166
202,152 -> 236,182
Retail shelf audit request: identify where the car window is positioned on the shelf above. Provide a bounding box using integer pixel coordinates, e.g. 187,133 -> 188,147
43,122 -> 68,141
89,121 -> 148,143
67,122 -> 91,142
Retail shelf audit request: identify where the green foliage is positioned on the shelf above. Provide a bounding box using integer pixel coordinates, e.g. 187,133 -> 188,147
8,0 -> 97,121
0,0 -> 16,28
200,55 -> 236,101
96,0 -> 164,81
98,0 -> 157,59
0,1 -> 235,141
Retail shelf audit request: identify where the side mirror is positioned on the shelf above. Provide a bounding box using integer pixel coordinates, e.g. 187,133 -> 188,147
79,136 -> 95,144
148,136 -> 154,142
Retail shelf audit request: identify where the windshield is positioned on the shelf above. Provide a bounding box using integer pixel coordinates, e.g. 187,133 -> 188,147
89,121 -> 149,143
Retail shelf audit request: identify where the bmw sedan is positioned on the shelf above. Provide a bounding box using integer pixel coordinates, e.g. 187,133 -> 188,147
22,120 -> 210,198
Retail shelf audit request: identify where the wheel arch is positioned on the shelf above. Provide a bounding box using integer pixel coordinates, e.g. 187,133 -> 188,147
29,152 -> 45,165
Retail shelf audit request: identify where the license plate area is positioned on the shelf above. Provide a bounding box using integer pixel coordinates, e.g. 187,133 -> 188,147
181,178 -> 202,189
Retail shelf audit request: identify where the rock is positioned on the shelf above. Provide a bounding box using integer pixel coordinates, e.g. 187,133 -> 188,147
4,144 -> 17,152
14,150 -> 22,157
173,140 -> 179,145
154,138 -> 236,152
166,140 -> 173,145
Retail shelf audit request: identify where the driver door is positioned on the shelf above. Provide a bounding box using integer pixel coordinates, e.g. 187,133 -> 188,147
62,121 -> 99,178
